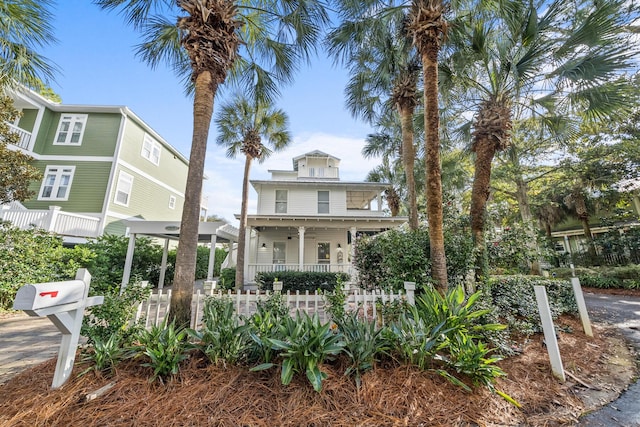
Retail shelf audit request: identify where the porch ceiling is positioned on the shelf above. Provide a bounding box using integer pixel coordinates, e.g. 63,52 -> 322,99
346,190 -> 379,209
122,220 -> 238,243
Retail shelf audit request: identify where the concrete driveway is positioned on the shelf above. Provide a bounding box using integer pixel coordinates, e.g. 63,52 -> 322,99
579,292 -> 640,427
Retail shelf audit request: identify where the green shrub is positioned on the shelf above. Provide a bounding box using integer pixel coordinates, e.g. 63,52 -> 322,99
166,246 -> 227,282
82,281 -> 151,345
79,333 -> 128,378
219,267 -> 236,289
255,271 -> 350,292
85,234 -> 163,291
188,297 -> 249,366
134,320 -> 189,383
352,225 -> 472,292
486,276 -> 578,336
253,312 -> 345,392
0,221 -> 94,310
245,293 -> 289,364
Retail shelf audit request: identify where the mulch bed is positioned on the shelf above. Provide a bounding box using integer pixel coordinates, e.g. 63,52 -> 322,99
0,316 -> 633,427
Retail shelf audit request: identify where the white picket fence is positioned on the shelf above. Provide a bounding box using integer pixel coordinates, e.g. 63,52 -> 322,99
134,282 -> 417,330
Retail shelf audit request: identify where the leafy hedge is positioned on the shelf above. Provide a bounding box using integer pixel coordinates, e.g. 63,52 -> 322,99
0,221 -> 94,310
485,275 -> 578,336
255,271 -> 350,292
550,265 -> 640,290
352,225 -> 473,292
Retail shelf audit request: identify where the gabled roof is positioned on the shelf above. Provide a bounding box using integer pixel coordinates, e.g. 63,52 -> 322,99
292,150 -> 340,170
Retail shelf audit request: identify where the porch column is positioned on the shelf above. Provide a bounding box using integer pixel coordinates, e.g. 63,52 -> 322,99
158,238 -> 169,289
243,227 -> 251,284
377,193 -> 382,211
563,235 -> 572,255
298,226 -> 305,271
350,226 -> 357,262
121,232 -> 137,293
207,233 -> 217,280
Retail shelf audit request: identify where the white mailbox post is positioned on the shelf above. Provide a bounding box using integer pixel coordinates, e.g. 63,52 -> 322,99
12,268 -> 103,389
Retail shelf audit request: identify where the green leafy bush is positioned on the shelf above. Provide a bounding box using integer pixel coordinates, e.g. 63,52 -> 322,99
166,246 -> 227,282
188,297 -> 249,366
253,312 -> 345,392
352,225 -> 472,292
486,276 -> 578,336
219,267 -> 236,290
82,281 -> 151,345
0,221 -> 94,310
134,320 -> 189,383
85,234 -> 163,291
337,312 -> 390,387
245,293 -> 289,364
79,333 -> 128,378
255,271 -> 350,292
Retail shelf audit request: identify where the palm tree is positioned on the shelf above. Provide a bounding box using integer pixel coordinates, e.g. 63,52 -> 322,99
97,0 -> 329,325
328,10 -> 421,230
0,0 -> 57,89
330,0 -> 450,292
442,0 -> 636,282
215,93 -> 291,288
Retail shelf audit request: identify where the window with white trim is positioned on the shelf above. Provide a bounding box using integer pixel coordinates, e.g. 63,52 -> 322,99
318,190 -> 330,214
54,114 -> 87,145
114,171 -> 134,206
38,166 -> 75,200
141,134 -> 161,165
169,195 -> 176,209
275,190 -> 287,213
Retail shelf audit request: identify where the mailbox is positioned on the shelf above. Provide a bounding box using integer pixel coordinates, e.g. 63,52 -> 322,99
14,280 -> 88,313
12,269 -> 103,389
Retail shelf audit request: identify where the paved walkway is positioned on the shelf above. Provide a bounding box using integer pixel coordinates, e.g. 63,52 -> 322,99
0,313 -> 59,385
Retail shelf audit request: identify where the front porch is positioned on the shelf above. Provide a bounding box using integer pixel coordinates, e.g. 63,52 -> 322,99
243,216 -> 408,284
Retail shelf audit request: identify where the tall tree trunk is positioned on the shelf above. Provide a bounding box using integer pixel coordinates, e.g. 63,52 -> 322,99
170,71 -> 216,327
422,42 -> 447,294
515,174 -> 541,275
398,103 -> 418,230
572,187 -> 596,258
235,154 -> 253,289
470,137 -> 496,283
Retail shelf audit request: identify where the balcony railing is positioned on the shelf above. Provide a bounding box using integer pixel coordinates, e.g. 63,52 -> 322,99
248,263 -> 355,282
3,122 -> 32,150
0,205 -> 101,238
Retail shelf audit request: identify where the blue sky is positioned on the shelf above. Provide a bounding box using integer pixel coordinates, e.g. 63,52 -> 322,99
44,2 -> 382,225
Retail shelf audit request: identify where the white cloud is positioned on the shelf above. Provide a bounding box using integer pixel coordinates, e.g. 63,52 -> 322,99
202,132 -> 382,226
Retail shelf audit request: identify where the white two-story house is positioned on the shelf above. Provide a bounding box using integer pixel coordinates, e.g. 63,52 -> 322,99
242,150 -> 408,283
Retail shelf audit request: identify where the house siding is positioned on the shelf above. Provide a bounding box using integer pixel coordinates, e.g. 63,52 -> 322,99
107,165 -> 185,221
257,185 -> 348,216
17,109 -> 37,133
118,119 -> 188,191
23,161 -> 111,212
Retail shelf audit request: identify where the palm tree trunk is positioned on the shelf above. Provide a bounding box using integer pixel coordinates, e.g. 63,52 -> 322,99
421,41 -> 447,294
170,71 -> 216,327
470,136 -> 496,283
398,103 -> 418,230
235,154 -> 253,289
515,174 -> 541,275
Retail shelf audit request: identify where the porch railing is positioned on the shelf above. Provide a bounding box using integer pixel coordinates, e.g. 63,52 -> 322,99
248,263 -> 356,282
0,205 -> 101,238
3,122 -> 32,150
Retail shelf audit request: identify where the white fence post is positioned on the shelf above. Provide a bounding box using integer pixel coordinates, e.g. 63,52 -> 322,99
570,277 -> 593,337
404,282 -> 416,306
534,285 -> 565,382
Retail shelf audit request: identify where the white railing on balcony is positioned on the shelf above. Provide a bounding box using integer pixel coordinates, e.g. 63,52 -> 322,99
248,263 -> 355,282
3,122 -> 32,150
0,205 -> 101,238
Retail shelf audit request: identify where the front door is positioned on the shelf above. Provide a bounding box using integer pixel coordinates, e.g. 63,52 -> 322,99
273,242 -> 286,271
317,242 -> 330,271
